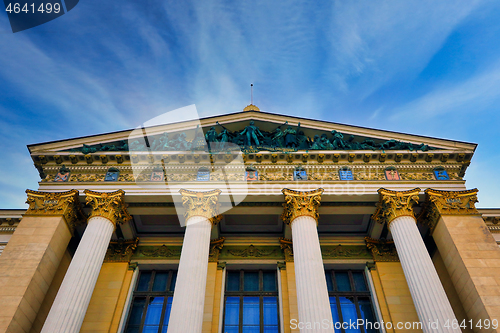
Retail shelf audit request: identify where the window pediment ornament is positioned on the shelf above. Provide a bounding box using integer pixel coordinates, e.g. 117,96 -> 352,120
104,238 -> 139,262
420,188 -> 479,233
25,189 -> 84,234
84,189 -> 132,227
365,237 -> 399,262
372,188 -> 421,226
281,188 -> 323,225
179,188 -> 222,225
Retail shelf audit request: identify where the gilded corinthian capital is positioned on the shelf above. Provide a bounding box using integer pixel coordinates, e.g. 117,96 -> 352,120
372,188 -> 420,226
84,189 -> 132,226
180,189 -> 222,225
25,189 -> 84,234
281,188 -> 323,225
421,188 -> 479,233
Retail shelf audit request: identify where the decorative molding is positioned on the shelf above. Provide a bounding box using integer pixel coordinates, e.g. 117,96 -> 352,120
227,244 -> 280,258
372,188 -> 420,226
420,188 -> 479,233
209,237 -> 225,262
279,238 -> 294,262
84,189 -> 132,226
217,262 -> 226,270
25,189 -> 84,234
365,237 -> 399,262
366,262 -> 376,271
180,189 -> 222,225
128,262 -> 138,271
277,261 -> 286,270
321,244 -> 372,259
281,188 -> 323,225
104,238 -> 139,262
136,245 -> 182,258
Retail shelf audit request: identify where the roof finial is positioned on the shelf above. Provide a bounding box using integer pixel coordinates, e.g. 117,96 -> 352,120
251,83 -> 253,105
243,83 -> 260,112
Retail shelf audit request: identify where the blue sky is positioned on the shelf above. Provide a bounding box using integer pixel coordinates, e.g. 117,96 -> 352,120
1,0 -> 500,208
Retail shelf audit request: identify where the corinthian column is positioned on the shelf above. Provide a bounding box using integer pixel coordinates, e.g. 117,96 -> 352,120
167,189 -> 221,333
41,190 -> 131,333
373,188 -> 461,333
281,188 -> 333,332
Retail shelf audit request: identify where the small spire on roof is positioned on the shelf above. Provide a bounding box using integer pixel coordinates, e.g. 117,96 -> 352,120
243,83 -> 260,111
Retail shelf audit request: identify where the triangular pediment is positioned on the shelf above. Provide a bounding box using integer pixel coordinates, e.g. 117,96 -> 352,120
28,110 -> 476,154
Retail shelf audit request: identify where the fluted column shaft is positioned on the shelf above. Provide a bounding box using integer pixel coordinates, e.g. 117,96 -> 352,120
167,216 -> 212,333
291,215 -> 333,332
390,215 -> 460,332
41,216 -> 114,333
282,188 -> 332,332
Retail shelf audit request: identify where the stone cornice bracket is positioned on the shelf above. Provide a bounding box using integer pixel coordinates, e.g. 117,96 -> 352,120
281,188 -> 324,225
209,237 -> 225,262
84,189 -> 132,227
420,188 -> 479,233
25,189 -> 84,235
365,237 -> 399,262
104,238 -> 139,262
372,188 -> 421,227
279,237 -> 294,262
179,189 -> 222,225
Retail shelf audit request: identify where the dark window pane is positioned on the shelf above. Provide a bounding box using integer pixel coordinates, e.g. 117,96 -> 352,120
224,297 -> 240,332
352,272 -> 367,292
263,271 -> 277,291
263,297 -> 279,332
153,272 -> 168,292
144,296 -> 164,331
325,272 -> 334,292
125,328 -> 140,333
359,298 -> 377,333
137,272 -> 152,291
329,297 -> 341,333
243,296 -> 260,332
335,272 -> 351,292
161,297 -> 173,333
244,272 -> 259,291
128,298 -> 146,326
227,271 -> 240,291
169,271 -> 177,291
339,297 -> 361,333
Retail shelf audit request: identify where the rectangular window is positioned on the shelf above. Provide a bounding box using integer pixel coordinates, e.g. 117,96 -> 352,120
125,270 -> 177,333
223,270 -> 280,333
326,270 -> 378,333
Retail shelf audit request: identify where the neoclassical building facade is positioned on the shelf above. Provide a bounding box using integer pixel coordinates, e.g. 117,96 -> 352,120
1,106 -> 499,333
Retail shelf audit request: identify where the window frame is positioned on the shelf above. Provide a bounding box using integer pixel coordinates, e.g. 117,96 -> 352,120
222,269 -> 280,333
124,269 -> 177,333
326,269 -> 378,333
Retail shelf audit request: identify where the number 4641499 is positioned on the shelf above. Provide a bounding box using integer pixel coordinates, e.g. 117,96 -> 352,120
6,3 -> 61,14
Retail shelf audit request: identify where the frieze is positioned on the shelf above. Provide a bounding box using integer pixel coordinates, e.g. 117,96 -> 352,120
104,238 -> 139,262
134,245 -> 182,259
365,237 -> 399,262
25,189 -> 85,234
226,244 -> 281,258
64,121 -> 437,155
321,244 -> 372,259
